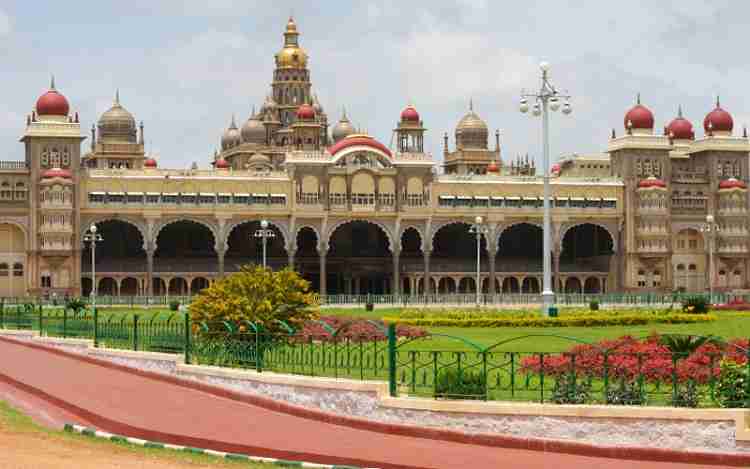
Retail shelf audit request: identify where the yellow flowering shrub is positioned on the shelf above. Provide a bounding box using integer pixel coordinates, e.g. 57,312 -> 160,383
189,265 -> 318,333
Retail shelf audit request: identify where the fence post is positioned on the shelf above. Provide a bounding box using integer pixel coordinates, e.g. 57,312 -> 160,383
183,313 -> 191,365
93,307 -> 99,348
38,306 -> 43,335
387,323 -> 397,397
62,308 -> 68,338
0,301 -> 4,329
133,314 -> 139,351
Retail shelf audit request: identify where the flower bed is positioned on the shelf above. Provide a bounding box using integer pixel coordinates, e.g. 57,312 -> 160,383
383,310 -> 716,328
298,316 -> 428,342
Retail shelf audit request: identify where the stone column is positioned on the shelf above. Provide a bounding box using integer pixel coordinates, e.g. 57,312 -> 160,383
423,250 -> 432,294
553,250 -> 561,293
217,248 -> 225,278
318,248 -> 327,297
146,249 -> 155,296
288,253 -> 295,271
488,245 -> 497,294
392,250 -> 401,295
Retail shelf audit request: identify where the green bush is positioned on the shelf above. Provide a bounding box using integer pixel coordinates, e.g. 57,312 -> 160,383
605,381 -> 645,405
434,368 -> 486,400
169,300 -> 180,311
670,381 -> 701,408
716,361 -> 750,408
551,374 -> 591,404
589,300 -> 600,311
65,297 -> 87,316
682,296 -> 709,314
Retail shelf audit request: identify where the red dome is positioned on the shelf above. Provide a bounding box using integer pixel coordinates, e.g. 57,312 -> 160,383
667,113 -> 694,140
401,105 -> 419,123
638,176 -> 666,188
704,100 -> 733,133
719,178 -> 746,190
36,88 -> 70,117
624,99 -> 654,130
41,168 -> 72,179
487,161 -> 499,173
144,158 -> 157,168
296,104 -> 315,120
215,158 -> 230,169
328,135 -> 392,158
551,163 -> 561,173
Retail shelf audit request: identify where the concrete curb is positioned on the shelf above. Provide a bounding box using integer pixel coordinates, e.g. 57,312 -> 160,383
64,423 -> 378,469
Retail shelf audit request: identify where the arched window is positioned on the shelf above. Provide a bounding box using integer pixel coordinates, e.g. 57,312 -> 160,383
12,263 -> 23,277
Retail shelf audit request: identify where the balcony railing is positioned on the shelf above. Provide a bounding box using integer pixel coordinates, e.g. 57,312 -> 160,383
0,161 -> 28,170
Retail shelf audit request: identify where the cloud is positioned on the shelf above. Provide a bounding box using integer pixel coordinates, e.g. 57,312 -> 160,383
397,28 -> 537,102
0,9 -> 10,36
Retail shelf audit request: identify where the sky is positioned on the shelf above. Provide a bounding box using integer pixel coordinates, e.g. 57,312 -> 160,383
0,1 -> 748,169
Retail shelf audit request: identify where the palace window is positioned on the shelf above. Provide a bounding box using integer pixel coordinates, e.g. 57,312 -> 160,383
13,263 -> 23,277
41,275 -> 52,288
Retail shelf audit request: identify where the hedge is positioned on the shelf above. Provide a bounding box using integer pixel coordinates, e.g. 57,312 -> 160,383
382,313 -> 717,328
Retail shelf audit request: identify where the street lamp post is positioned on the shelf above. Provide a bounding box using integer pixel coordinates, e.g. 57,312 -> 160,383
83,224 -> 103,308
469,216 -> 489,307
519,62 -> 572,316
700,214 -> 720,303
254,220 -> 276,269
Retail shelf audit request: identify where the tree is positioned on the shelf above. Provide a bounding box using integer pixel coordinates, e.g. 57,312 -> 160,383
189,265 -> 318,333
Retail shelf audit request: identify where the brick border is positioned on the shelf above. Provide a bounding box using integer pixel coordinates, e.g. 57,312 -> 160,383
4,335 -> 750,467
64,423 -> 379,469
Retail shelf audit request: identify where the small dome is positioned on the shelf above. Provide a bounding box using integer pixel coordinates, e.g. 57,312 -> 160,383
456,103 -> 489,149
719,177 -> 746,190
297,103 -> 315,120
241,112 -> 266,144
624,95 -> 654,130
638,176 -> 666,188
215,158 -> 230,169
248,153 -> 271,165
401,104 -> 419,123
487,161 -> 499,173
144,158 -> 157,168
667,107 -> 694,140
36,77 -> 70,117
332,110 -> 355,142
41,167 -> 72,179
275,17 -> 308,69
551,163 -> 561,174
98,91 -> 137,143
221,116 -> 241,150
704,98 -> 733,134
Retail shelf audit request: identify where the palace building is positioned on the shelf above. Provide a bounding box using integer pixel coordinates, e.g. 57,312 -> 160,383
2,17 -> 749,298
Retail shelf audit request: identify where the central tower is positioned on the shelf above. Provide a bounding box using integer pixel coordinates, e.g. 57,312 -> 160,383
272,17 -> 313,128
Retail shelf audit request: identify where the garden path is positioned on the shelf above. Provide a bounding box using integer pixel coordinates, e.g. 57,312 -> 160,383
0,337 -> 738,469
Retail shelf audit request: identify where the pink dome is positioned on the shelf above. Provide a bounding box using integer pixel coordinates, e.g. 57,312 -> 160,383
296,103 -> 315,120
624,96 -> 654,130
638,176 -> 666,188
719,178 -> 746,190
704,99 -> 733,133
41,167 -> 72,179
328,135 -> 392,158
667,108 -> 694,140
551,163 -> 561,173
400,105 -> 419,123
215,158 -> 230,169
487,161 -> 499,173
144,158 -> 157,168
36,81 -> 70,117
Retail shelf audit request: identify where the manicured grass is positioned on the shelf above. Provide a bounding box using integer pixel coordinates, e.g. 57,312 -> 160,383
0,400 -> 297,468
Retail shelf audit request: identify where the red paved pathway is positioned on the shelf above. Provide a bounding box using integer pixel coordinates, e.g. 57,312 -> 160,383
0,337 -> 739,469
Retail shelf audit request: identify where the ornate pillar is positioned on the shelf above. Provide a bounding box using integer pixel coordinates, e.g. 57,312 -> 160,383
146,248 -> 155,296
488,244 -> 497,294
288,253 -> 295,271
216,242 -> 226,278
423,250 -> 432,294
553,250 -> 561,293
318,247 -> 327,297
392,249 -> 401,295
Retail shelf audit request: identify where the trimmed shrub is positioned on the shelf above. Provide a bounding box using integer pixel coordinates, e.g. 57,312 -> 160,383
589,300 -> 600,311
383,313 -> 716,328
190,265 -> 317,333
716,361 -> 750,408
434,369 -> 486,400
682,296 -> 709,314
606,381 -> 645,405
551,373 -> 591,405
169,300 -> 180,311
